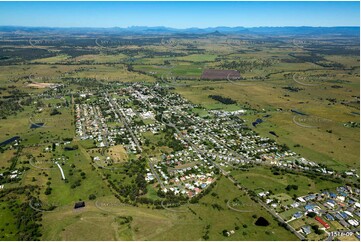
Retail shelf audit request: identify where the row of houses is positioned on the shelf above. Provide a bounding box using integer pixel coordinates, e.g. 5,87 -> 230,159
292,186 -> 360,235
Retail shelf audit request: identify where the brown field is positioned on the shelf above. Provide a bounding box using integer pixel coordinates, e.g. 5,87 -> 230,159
106,145 -> 128,162
26,82 -> 60,89
201,69 -> 240,80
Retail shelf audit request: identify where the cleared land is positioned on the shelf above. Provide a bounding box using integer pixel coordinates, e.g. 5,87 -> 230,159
0,31 -> 359,241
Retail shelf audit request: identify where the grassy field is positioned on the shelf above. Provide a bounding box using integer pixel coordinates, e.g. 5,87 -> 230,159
41,176 -> 297,241
173,74 -> 359,171
230,166 -> 342,197
0,200 -> 19,240
0,33 -> 359,240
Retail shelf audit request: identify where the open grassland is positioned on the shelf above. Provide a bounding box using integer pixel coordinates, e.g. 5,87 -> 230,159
0,200 -> 19,240
0,64 -> 84,83
0,34 -> 359,240
70,64 -> 155,82
0,105 -> 34,141
105,145 -> 128,163
72,53 -> 128,63
230,166 -> 342,196
0,149 -> 16,169
30,54 -> 71,64
41,176 -> 297,241
173,68 -> 359,171
133,62 -> 205,79
20,143 -> 113,206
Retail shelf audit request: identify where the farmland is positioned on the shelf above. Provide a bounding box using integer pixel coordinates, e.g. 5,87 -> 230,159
0,26 -> 359,241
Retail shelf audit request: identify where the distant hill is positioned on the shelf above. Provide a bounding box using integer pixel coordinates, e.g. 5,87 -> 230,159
0,25 -> 359,37
204,31 -> 226,36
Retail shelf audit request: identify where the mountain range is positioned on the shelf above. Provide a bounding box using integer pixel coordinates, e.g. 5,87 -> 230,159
0,26 -> 359,36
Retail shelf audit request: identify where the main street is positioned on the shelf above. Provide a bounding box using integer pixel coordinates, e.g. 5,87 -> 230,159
106,93 -> 142,152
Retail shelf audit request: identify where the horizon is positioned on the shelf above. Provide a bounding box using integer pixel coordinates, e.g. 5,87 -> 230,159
0,25 -> 360,29
0,1 -> 359,28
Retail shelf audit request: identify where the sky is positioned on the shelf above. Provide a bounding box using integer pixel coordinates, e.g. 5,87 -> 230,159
0,1 -> 359,28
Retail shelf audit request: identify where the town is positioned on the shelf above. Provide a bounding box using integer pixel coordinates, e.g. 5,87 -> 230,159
0,6 -> 359,239
70,82 -> 360,240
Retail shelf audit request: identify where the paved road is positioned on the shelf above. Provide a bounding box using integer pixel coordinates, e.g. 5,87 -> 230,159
148,159 -> 165,190
186,115 -> 252,164
107,94 -> 142,152
94,105 -> 109,147
161,114 -> 306,240
257,198 -> 306,241
131,87 -> 317,240
55,162 -> 66,180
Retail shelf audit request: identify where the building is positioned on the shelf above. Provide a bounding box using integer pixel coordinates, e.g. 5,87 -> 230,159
301,225 -> 312,235
325,214 -> 335,221
339,219 -> 350,228
293,211 -> 303,219
315,216 -> 330,229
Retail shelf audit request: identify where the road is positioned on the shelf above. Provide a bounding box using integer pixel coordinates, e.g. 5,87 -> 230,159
130,87 -> 321,240
186,115 -> 252,164
292,73 -> 318,87
55,162 -> 66,180
106,94 -> 142,152
148,159 -> 165,190
257,198 -> 306,241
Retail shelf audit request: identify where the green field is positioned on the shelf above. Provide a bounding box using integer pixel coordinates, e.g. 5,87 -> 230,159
40,176 -> 297,241
0,31 -> 359,241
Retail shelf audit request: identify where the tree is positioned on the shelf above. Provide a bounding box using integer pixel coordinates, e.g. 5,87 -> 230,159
44,187 -> 52,195
202,234 -> 209,240
307,212 -> 317,218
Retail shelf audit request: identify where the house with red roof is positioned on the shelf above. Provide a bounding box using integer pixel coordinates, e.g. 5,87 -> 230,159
315,216 -> 330,229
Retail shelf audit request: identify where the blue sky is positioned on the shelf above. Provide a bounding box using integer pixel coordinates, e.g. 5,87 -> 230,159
0,1 -> 359,28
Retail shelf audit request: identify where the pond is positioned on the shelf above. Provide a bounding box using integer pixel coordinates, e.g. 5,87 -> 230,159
30,123 -> 44,129
0,136 -> 20,147
255,216 -> 270,226
252,118 -> 263,127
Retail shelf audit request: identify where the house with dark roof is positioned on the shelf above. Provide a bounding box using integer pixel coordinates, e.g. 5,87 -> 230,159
293,211 -> 303,219
339,211 -> 349,219
335,213 -> 344,221
339,192 -> 348,197
338,219 -> 350,228
330,192 -> 337,198
322,191 -> 330,197
325,214 -> 335,221
305,204 -> 316,211
304,194 -> 316,201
